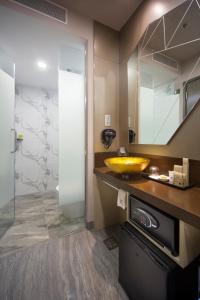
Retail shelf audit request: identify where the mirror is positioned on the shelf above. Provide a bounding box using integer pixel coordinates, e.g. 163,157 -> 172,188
128,0 -> 200,144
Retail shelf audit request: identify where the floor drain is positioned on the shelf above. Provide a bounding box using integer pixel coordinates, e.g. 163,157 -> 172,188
103,236 -> 118,250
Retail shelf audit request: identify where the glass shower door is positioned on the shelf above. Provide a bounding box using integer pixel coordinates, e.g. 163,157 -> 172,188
0,50 -> 15,237
59,46 -> 85,223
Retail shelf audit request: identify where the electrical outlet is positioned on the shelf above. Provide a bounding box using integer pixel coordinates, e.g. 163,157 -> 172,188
104,114 -> 111,126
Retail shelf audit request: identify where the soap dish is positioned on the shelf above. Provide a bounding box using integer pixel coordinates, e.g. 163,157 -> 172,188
142,173 -> 194,190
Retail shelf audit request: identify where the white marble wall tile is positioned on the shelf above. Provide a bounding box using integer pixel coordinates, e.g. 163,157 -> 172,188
15,85 -> 58,196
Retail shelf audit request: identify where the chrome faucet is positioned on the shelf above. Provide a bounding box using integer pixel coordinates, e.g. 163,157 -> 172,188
117,147 -> 129,157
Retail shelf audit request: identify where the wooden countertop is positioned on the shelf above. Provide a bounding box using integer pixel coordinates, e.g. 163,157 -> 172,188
94,167 -> 200,229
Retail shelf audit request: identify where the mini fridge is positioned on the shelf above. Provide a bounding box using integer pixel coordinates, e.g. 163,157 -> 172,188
119,222 -> 198,300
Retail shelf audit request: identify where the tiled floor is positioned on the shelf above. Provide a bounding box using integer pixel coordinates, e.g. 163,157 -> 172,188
0,192 -> 85,257
0,226 -> 128,300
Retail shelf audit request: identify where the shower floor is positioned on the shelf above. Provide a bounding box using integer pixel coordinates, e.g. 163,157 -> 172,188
0,192 -> 85,257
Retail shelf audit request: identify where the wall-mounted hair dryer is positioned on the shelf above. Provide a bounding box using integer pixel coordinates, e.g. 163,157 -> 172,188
101,129 -> 116,149
128,129 -> 136,144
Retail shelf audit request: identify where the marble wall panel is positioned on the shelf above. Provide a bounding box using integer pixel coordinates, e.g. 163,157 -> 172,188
15,85 -> 58,196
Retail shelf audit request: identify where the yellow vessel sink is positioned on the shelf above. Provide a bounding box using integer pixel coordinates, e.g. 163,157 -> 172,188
104,157 -> 150,174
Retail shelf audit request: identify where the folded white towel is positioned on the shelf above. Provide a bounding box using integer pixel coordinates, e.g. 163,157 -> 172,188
117,189 -> 128,210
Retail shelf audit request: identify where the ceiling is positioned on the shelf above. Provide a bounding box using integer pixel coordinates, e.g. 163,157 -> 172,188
55,0 -> 143,30
0,3 -> 85,89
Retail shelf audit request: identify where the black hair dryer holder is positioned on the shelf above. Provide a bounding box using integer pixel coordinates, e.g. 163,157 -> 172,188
101,129 -> 116,149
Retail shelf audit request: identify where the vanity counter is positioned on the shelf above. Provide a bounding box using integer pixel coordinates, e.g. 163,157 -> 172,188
94,167 -> 200,229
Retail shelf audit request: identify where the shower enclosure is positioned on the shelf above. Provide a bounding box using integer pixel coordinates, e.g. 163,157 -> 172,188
0,2 -> 86,252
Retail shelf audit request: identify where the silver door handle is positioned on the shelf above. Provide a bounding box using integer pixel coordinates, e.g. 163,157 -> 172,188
11,128 -> 17,153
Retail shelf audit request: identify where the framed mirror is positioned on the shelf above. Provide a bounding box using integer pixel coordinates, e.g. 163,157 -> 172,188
127,0 -> 200,145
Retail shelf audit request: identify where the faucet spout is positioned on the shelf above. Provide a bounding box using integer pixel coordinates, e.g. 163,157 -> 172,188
117,147 -> 129,157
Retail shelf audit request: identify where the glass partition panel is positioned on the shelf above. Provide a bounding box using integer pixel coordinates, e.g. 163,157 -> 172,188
59,46 -> 85,220
0,50 -> 15,237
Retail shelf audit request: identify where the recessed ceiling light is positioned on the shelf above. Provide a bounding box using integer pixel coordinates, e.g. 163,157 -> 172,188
37,60 -> 47,70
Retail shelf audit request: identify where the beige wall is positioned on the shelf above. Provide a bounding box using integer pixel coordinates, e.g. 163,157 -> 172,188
93,22 -> 121,228
119,0 -> 200,161
94,22 -> 120,152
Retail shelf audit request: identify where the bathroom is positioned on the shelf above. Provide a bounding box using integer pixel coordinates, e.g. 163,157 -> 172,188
0,0 -> 200,299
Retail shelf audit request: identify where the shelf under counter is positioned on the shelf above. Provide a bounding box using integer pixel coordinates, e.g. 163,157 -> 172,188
94,167 -> 200,229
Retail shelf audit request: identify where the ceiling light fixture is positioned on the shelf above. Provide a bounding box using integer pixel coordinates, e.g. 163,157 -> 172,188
37,60 -> 47,70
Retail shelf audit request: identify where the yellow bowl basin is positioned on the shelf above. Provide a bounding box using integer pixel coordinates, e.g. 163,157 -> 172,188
104,157 -> 150,174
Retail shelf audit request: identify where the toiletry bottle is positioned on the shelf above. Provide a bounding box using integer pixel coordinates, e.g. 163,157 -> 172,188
183,158 -> 189,186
